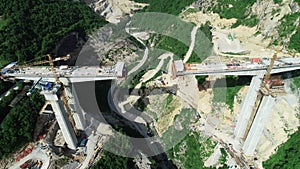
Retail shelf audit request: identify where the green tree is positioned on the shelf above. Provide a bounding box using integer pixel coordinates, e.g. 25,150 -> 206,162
263,129 -> 300,169
0,0 -> 107,63
0,92 -> 45,159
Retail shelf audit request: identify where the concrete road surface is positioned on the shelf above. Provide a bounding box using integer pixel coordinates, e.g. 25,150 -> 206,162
183,26 -> 199,63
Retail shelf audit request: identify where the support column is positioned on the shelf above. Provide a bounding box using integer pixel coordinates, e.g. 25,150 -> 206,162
234,73 -> 264,140
43,89 -> 78,150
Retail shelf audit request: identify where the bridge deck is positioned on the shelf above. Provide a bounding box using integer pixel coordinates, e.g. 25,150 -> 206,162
4,66 -> 118,82
177,64 -> 300,76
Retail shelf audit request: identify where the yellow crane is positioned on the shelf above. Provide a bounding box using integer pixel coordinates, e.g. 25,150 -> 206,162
242,50 -> 278,140
263,52 -> 278,87
19,54 -> 77,134
46,54 -> 78,134
18,55 -> 70,68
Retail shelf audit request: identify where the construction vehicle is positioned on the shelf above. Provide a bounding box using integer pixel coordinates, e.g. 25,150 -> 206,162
27,77 -> 43,96
26,78 -> 54,96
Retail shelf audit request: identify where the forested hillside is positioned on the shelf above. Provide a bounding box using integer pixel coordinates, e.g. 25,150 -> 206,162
0,0 -> 107,66
263,128 -> 300,169
0,92 -> 45,159
91,150 -> 135,169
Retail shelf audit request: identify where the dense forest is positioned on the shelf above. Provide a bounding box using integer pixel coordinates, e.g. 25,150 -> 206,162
91,150 -> 135,169
0,82 -> 23,123
0,80 -> 13,95
210,0 -> 256,20
289,26 -> 300,52
0,92 -> 45,159
0,0 -> 107,66
263,128 -> 300,169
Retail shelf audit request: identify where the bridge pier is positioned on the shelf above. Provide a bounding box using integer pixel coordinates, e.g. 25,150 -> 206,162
234,72 -> 265,141
242,96 -> 275,156
42,86 -> 78,150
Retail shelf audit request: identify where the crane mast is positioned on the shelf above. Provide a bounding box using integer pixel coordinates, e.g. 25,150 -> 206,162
242,51 -> 278,140
20,55 -> 70,68
16,54 -> 78,135
46,54 -> 78,134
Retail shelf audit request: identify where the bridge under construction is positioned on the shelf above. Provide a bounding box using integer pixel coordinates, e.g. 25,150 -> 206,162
1,55 -> 127,150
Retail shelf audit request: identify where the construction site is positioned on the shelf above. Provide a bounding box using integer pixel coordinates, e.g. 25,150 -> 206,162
0,53 -> 126,169
1,26 -> 299,169
1,4 -> 300,169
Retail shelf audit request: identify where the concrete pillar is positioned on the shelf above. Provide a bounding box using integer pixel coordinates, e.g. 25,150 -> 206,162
242,96 -> 275,156
49,100 -> 78,150
234,73 -> 264,140
42,89 -> 78,150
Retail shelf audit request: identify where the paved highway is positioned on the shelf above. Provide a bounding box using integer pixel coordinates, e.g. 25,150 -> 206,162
128,47 -> 149,76
183,26 -> 199,63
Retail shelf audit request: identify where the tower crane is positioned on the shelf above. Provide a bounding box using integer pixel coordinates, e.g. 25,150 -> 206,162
46,54 -> 78,134
16,54 -> 78,134
260,50 -> 278,95
19,55 -> 71,68
242,49 -> 279,141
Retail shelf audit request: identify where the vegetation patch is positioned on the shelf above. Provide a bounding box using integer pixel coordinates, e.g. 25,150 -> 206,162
186,8 -> 197,14
213,86 -> 242,111
155,35 -> 195,60
196,76 -> 208,85
273,0 -> 283,4
153,22 -> 212,63
213,76 -> 251,111
0,0 -> 107,64
232,15 -> 259,28
167,132 -> 217,169
219,148 -> 228,167
289,26 -> 300,52
128,69 -> 147,93
211,0 -> 257,28
0,82 -> 23,123
211,0 -> 256,19
188,23 -> 213,63
272,12 -> 300,51
0,18 -> 8,30
54,157 -> 71,168
290,76 -> 300,92
263,128 -> 300,169
156,94 -> 180,134
0,92 -> 45,159
92,150 -> 135,169
275,12 -> 300,44
0,80 -> 14,95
